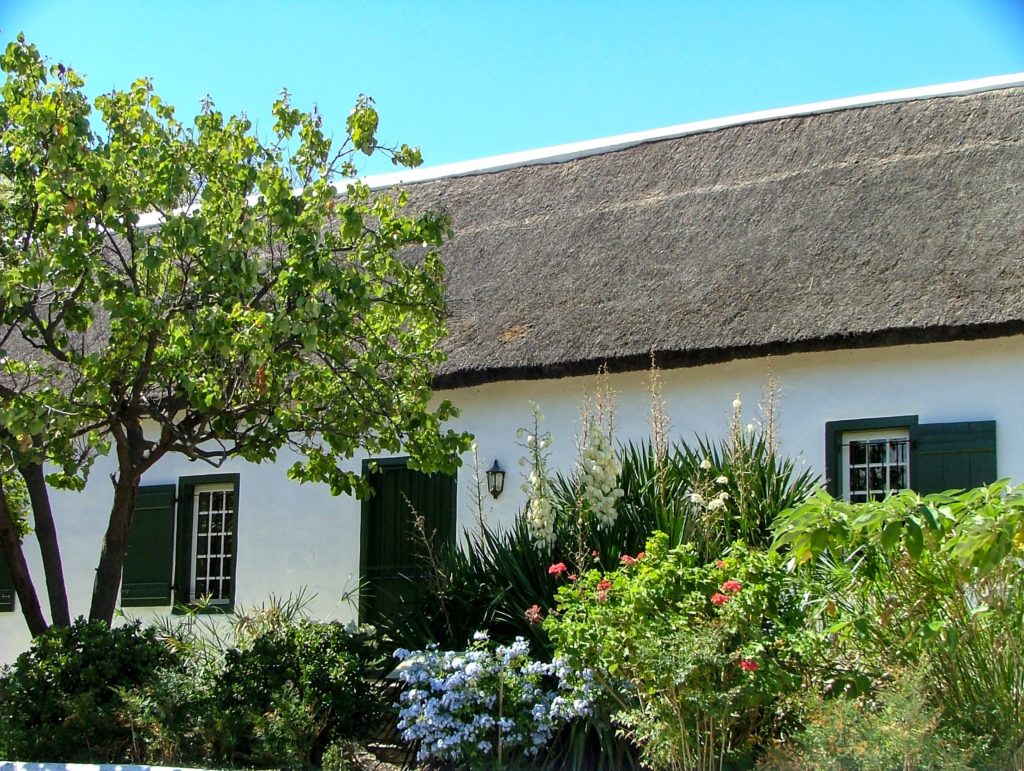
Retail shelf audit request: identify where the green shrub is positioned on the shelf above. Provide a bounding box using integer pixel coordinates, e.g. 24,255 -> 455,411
546,533 -> 821,770
0,618 -> 173,762
123,616 -> 388,768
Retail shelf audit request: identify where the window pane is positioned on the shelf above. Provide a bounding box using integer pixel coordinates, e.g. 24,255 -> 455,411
869,467 -> 886,491
868,442 -> 886,464
851,468 -> 867,492
890,467 -> 906,489
196,536 -> 208,556
850,441 -> 866,465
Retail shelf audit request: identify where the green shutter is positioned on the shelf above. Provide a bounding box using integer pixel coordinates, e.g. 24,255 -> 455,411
909,421 -> 997,494
360,459 -> 456,625
0,546 -> 14,612
121,484 -> 176,607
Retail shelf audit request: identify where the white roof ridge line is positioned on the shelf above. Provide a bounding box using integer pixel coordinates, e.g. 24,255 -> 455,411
353,72 -> 1024,189
136,71 -> 1023,227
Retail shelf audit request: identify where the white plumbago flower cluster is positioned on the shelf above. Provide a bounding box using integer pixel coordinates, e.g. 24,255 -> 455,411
518,402 -> 556,548
393,636 -> 593,765
580,420 -> 623,529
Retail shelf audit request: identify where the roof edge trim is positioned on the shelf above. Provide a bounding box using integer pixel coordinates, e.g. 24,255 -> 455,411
356,72 -> 1024,189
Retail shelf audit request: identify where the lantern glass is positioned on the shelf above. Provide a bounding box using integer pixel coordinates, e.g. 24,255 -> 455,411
486,460 -> 505,498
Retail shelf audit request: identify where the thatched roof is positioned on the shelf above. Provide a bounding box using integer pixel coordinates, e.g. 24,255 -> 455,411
407,80 -> 1024,389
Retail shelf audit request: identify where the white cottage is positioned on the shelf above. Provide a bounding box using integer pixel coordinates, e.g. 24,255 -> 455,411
1,74 -> 1022,662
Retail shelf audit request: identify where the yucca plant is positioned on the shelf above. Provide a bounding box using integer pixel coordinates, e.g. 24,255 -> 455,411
385,423 -> 817,657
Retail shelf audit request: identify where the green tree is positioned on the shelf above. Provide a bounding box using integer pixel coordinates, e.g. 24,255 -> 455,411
0,35 -> 469,634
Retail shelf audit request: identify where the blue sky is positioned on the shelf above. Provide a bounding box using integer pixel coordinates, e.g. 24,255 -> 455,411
2,1 -> 1023,175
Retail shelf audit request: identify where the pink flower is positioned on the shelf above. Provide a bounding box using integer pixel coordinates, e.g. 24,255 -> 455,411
591,549 -> 600,558
710,592 -> 729,606
596,578 -> 612,603
636,551 -> 645,560
721,580 -> 742,593
568,573 -> 578,581
739,659 -> 759,672
548,562 -> 568,576
525,604 -> 544,624
715,560 -> 728,570
620,554 -> 637,565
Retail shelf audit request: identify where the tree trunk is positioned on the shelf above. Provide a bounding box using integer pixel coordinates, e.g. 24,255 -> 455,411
0,479 -> 49,637
20,462 -> 71,627
88,471 -> 137,625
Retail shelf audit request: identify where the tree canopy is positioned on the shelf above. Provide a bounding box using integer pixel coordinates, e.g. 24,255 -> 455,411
0,34 -> 469,632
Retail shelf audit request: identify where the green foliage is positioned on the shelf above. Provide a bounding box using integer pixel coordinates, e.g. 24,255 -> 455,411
547,533 -> 821,770
0,34 -> 469,492
0,618 -> 173,762
388,427 -> 817,659
123,612 -> 389,768
612,431 -> 817,561
759,669 -> 976,770
773,483 -> 1024,765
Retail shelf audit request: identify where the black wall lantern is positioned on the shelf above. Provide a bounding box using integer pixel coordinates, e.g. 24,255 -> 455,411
486,460 -> 506,499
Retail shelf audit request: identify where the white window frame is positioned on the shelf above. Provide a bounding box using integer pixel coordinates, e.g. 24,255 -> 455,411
189,482 -> 237,605
841,428 -> 911,503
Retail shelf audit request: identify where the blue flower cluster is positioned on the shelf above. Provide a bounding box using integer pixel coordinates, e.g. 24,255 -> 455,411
393,632 -> 593,765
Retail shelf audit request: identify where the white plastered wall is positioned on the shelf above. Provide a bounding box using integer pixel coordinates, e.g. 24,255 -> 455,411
1,334 -> 1022,662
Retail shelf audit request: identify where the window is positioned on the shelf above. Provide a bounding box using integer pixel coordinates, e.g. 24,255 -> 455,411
825,416 -> 996,500
121,473 -> 240,610
842,428 -> 910,502
188,483 -> 237,606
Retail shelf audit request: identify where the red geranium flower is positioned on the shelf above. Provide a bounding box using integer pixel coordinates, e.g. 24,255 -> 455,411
715,560 -> 727,570
710,592 -> 729,606
721,580 -> 742,593
568,573 -> 578,581
596,578 -> 612,603
525,604 -> 544,624
739,659 -> 759,672
620,554 -> 637,565
636,551 -> 645,560
548,562 -> 568,576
